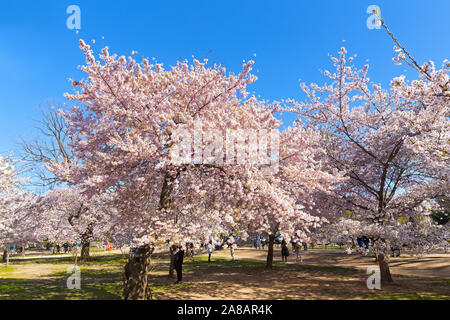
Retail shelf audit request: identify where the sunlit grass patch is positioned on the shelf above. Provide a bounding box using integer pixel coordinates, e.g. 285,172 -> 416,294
0,265 -> 17,278
433,278 -> 450,286
364,291 -> 449,300
1,251 -> 448,300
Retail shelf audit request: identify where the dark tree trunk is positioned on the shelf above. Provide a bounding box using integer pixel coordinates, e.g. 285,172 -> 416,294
266,234 -> 275,269
79,224 -> 93,262
80,241 -> 90,261
168,246 -> 175,278
377,253 -> 393,283
2,250 -> 9,266
159,169 -> 180,280
123,244 -> 154,300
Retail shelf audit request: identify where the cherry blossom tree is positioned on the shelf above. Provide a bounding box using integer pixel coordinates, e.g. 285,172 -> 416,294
50,40 -> 285,299
290,42 -> 449,282
0,156 -> 38,264
431,196 -> 449,225
19,105 -> 113,260
34,188 -> 117,261
238,125 -> 344,268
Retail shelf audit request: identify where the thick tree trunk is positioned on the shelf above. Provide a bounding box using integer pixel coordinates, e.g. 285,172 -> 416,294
74,246 -> 78,266
79,224 -> 93,262
377,253 -> 393,283
80,241 -> 90,261
123,244 -> 154,300
168,246 -> 175,278
2,250 -> 9,267
265,234 -> 275,269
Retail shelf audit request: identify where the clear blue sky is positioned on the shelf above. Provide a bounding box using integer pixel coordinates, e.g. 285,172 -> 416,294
1,0 -> 449,155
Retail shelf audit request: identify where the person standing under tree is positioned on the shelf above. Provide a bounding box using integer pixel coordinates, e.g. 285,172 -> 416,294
189,243 -> 195,258
281,240 -> 289,262
294,241 -> 302,263
206,240 -> 213,262
227,236 -> 236,261
173,244 -> 185,284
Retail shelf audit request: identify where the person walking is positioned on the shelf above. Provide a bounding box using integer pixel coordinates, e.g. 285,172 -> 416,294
227,236 -> 236,261
294,241 -> 302,263
207,240 -> 213,262
281,240 -> 289,262
189,243 -> 195,258
173,244 -> 185,284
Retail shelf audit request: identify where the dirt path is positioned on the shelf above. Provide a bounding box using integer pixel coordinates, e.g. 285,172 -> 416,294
149,248 -> 450,300
210,247 -> 450,279
9,249 -> 125,261
1,248 -> 448,299
6,247 -> 449,279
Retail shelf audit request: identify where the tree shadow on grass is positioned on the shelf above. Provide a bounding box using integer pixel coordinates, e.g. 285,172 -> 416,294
7,253 -> 127,267
2,255 -> 448,300
0,268 -> 124,300
148,258 -> 450,300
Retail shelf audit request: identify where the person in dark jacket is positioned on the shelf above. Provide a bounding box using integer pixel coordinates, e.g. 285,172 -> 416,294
361,236 -> 370,249
189,242 -> 195,257
281,240 -> 289,262
173,244 -> 185,284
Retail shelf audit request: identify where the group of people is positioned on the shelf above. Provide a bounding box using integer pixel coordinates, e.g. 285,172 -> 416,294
357,236 -> 404,257
253,235 -> 266,249
159,234 -> 309,285
5,243 -> 78,256
170,236 -> 238,284
356,236 -> 370,249
281,239 -> 306,263
205,236 -> 237,262
46,242 -> 75,254
5,245 -> 26,256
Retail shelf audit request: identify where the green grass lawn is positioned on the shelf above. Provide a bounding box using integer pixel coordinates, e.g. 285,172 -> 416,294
0,253 -> 448,300
309,245 -> 344,250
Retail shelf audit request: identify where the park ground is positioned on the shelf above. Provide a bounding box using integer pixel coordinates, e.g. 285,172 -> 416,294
0,247 -> 449,300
